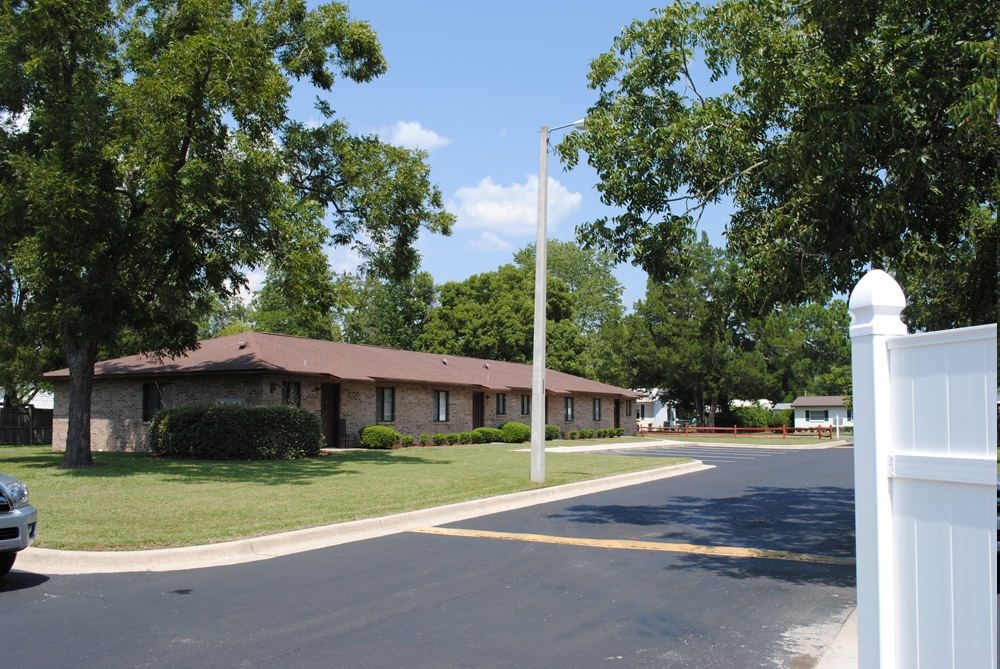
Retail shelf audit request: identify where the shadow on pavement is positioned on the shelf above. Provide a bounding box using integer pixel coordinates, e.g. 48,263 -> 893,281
551,485 -> 855,586
0,570 -> 50,592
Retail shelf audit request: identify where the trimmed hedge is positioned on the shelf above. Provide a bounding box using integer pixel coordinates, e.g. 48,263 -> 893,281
402,435 -> 415,447
149,404 -> 322,460
578,428 -> 594,439
445,432 -> 460,445
544,424 -> 560,440
500,421 -> 531,443
419,433 -> 429,445
472,427 -> 503,443
615,428 -> 625,437
360,426 -> 401,449
459,431 -> 472,444
568,430 -> 578,439
432,433 -> 446,445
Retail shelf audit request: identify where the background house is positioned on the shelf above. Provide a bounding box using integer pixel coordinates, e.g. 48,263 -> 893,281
791,395 -> 852,429
634,389 -> 675,428
44,332 -> 642,451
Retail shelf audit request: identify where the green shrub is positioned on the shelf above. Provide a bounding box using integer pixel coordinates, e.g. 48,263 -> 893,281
733,405 -> 771,428
578,428 -> 594,439
419,433 -> 429,445
615,428 -> 625,437
459,431 -> 472,444
500,421 -> 531,443
360,425 -> 401,449
768,409 -> 794,427
401,435 -> 415,447
472,427 -> 503,443
599,428 -> 609,438
544,424 -> 560,440
568,430 -> 578,439
149,404 -> 322,460
445,432 -> 460,445
432,433 -> 446,445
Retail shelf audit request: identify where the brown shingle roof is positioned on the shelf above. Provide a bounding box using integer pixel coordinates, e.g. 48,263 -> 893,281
44,331 -> 641,398
790,395 -> 846,408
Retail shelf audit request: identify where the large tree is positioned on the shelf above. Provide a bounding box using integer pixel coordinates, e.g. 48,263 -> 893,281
623,235 -> 768,424
418,264 -> 587,377
0,0 -> 452,466
558,0 -> 997,327
252,206 -> 346,342
512,239 -> 628,384
339,270 -> 435,350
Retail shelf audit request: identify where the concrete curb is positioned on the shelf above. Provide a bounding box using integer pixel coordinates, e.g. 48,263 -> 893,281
814,607 -> 858,668
16,460 -> 713,576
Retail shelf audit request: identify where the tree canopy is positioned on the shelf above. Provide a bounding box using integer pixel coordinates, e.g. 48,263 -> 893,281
558,0 -> 997,327
0,0 -> 452,465
338,270 -> 436,350
418,264 -> 587,377
620,234 -> 851,423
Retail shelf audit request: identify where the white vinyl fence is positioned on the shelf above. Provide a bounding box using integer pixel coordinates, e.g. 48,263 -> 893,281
849,269 -> 997,669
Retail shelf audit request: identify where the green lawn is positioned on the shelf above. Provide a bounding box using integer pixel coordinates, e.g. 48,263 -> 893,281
651,434 -> 849,446
0,444 -> 686,551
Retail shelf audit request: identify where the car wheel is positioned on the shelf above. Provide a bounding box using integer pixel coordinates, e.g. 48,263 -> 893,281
0,552 -> 15,578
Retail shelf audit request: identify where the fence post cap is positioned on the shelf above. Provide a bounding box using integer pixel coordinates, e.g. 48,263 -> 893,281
849,269 -> 908,338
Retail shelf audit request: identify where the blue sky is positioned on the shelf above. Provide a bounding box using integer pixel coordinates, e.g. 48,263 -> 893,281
282,1 -> 735,309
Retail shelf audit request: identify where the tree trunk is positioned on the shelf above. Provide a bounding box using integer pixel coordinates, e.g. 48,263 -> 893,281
2,383 -> 19,408
62,339 -> 97,468
707,395 -> 718,427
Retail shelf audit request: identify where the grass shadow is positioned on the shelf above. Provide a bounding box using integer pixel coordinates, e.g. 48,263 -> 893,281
0,448 -> 452,486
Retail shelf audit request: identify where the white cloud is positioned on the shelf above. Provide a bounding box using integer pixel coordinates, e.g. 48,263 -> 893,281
326,246 -> 363,274
466,231 -> 513,253
449,175 -> 582,236
382,120 -> 451,152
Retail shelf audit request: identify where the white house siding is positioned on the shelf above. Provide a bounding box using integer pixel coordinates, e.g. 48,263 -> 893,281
793,406 -> 853,429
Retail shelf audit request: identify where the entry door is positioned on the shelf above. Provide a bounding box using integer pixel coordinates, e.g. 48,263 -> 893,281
321,384 -> 340,448
614,399 -> 621,428
472,392 -> 484,429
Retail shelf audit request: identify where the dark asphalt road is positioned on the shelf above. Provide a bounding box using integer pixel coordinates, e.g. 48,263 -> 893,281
0,447 -> 856,668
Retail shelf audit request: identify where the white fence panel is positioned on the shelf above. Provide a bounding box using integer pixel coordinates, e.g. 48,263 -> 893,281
849,269 -> 997,669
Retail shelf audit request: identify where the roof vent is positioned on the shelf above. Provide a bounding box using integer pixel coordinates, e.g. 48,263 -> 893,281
442,358 -> 448,365
484,363 -> 489,369
238,341 -> 247,350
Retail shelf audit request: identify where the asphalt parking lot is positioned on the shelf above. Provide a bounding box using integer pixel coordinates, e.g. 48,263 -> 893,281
0,446 -> 856,668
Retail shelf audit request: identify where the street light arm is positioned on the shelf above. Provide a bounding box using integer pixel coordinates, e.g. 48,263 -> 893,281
547,119 -> 587,132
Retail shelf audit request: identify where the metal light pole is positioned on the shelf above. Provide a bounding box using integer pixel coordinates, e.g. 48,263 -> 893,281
531,119 -> 585,483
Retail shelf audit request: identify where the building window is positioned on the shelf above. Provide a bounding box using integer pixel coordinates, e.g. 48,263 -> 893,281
521,394 -> 531,415
639,403 -> 646,420
376,387 -> 395,422
626,400 -> 632,416
142,383 -> 171,421
564,397 -> 574,422
433,390 -> 449,422
496,393 -> 506,416
593,398 -> 602,421
806,409 -> 829,422
846,409 -> 853,421
281,382 -> 301,407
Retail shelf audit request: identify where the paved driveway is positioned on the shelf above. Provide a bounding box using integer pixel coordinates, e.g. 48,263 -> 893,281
0,447 -> 856,668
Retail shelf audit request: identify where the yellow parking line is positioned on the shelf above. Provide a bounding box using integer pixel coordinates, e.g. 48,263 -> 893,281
408,527 -> 855,566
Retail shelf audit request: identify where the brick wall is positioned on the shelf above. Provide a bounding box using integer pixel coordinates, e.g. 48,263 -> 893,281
53,374 -> 269,452
52,374 -> 636,452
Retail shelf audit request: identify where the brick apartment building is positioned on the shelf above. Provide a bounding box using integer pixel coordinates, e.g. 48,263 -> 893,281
44,331 -> 641,451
